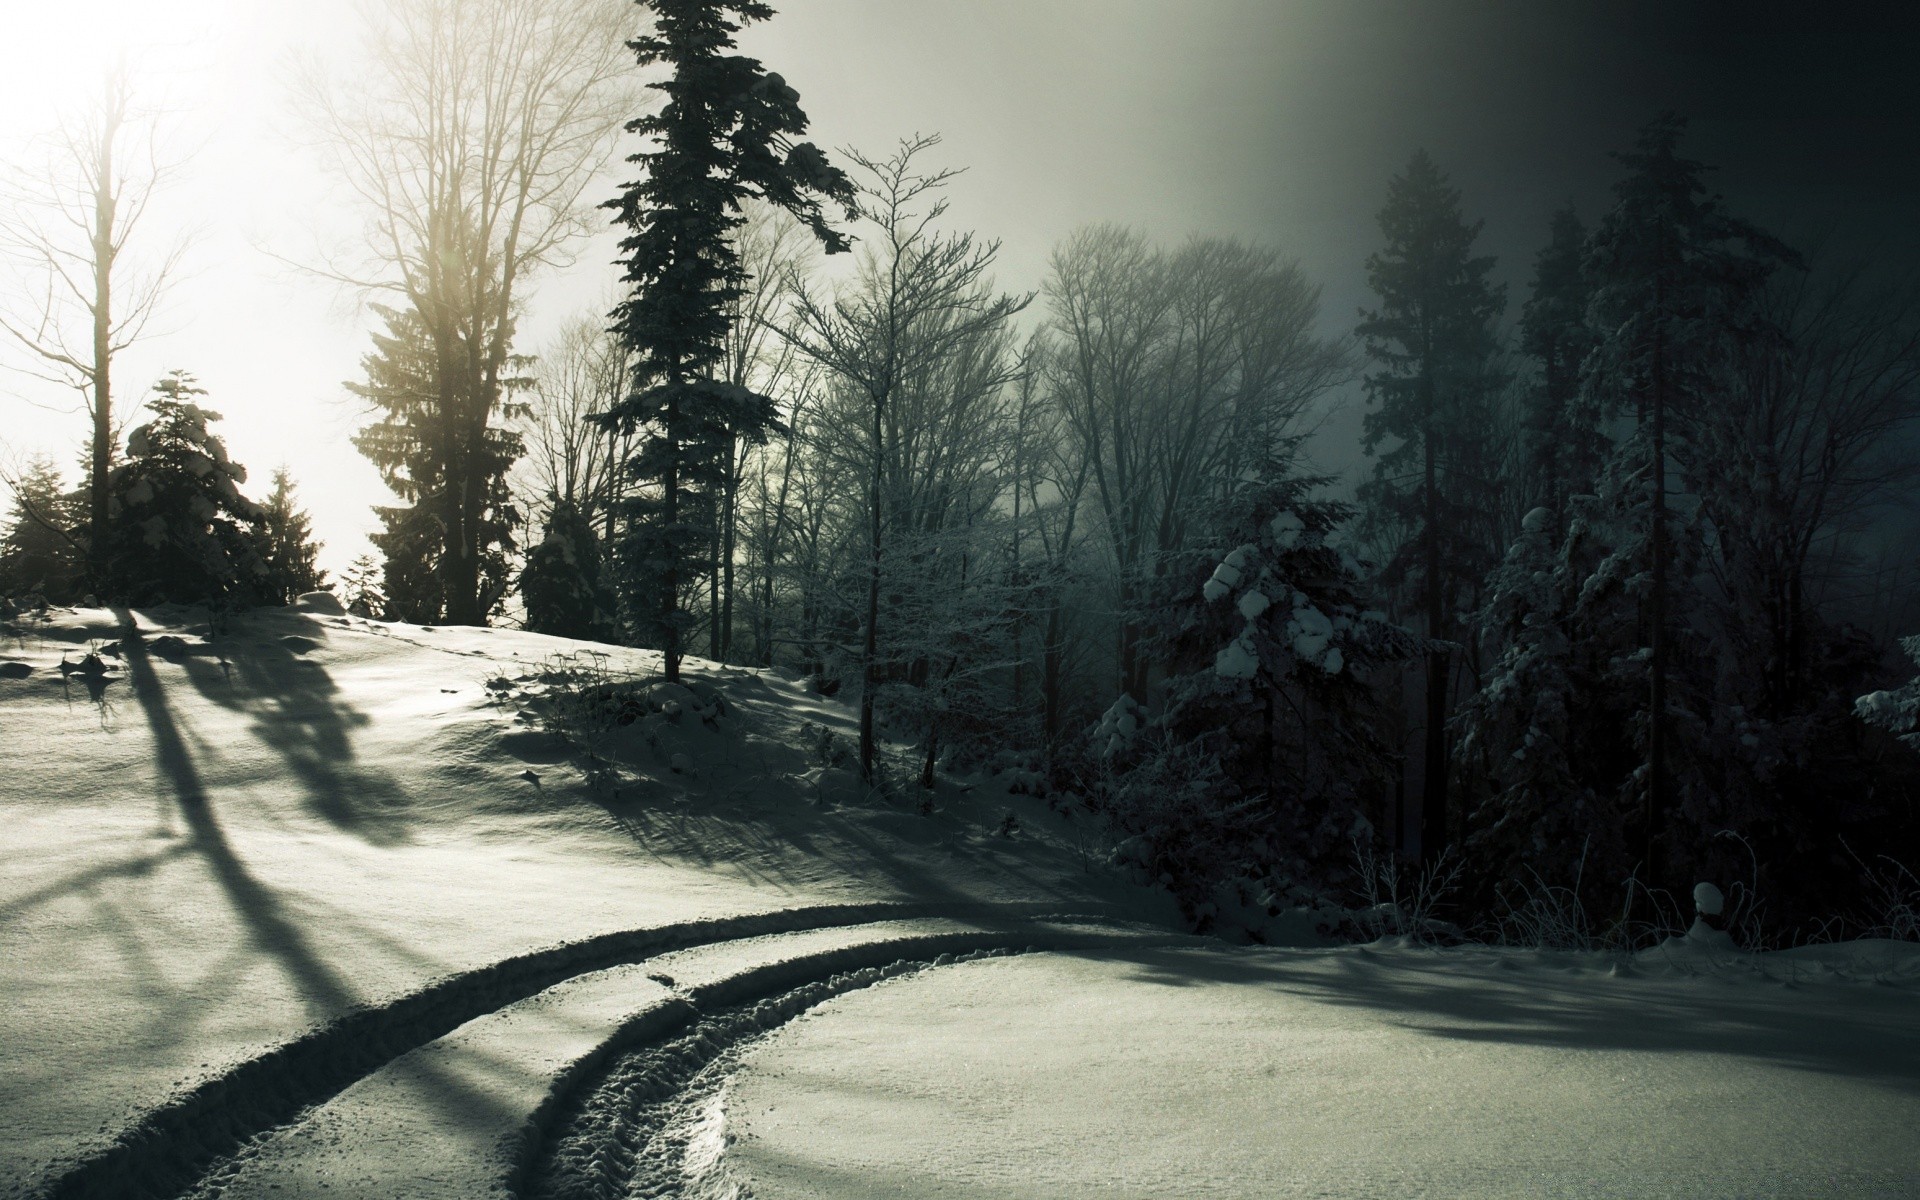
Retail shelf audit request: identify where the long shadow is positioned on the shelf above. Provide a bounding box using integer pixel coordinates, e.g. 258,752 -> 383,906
113,610 -> 356,1018
604,792 -> 1086,910
0,844 -> 191,926
161,609 -> 412,845
1105,942 -> 1920,1097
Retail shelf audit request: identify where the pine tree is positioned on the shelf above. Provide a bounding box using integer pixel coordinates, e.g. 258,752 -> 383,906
1355,150 -> 1507,866
521,497 -> 613,641
101,371 -> 265,608
1100,452 -> 1422,929
351,303 -> 524,625
1457,501 -> 1639,901
1580,112 -> 1798,886
252,468 -> 327,605
598,0 -> 852,682
0,456 -> 83,602
1518,207 -> 1602,519
340,553 -> 386,618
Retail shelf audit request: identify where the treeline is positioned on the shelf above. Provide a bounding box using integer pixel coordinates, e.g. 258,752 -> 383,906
6,0 -> 1920,943
0,372 -> 326,613
475,112 -> 1916,941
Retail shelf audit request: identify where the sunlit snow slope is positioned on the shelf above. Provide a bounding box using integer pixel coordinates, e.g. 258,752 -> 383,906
0,602 -> 1149,1197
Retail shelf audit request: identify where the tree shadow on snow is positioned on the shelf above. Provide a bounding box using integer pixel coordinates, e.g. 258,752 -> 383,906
1105,943 -> 1920,1097
0,843 -> 192,926
601,791 -> 1089,910
152,608 -> 413,846
115,613 -> 358,1017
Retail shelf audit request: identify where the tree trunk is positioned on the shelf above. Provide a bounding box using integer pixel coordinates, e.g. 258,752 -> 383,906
859,399 -> 882,784
1042,598 -> 1065,767
87,103 -> 118,589
708,493 -> 721,660
661,381 -> 682,682
720,435 -> 738,663
1645,293 -> 1668,884
1420,379 -> 1450,867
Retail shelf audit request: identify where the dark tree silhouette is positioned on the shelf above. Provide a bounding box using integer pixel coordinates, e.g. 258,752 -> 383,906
598,0 -> 852,682
1582,112 -> 1798,885
1356,150 -> 1506,865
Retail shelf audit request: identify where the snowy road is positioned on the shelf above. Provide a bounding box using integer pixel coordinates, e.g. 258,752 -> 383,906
719,943 -> 1920,1199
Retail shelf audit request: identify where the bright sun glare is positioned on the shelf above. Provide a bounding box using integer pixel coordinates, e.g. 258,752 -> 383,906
0,0 -> 233,140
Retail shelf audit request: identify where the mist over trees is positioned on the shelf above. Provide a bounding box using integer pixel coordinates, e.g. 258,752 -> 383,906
3,0 -> 1919,950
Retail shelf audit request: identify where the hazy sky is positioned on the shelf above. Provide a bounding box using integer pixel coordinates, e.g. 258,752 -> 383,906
2,1 -> 1915,579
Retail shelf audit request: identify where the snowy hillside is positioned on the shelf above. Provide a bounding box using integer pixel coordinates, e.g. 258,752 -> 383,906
0,601 -> 1162,1198
3,601 -> 1919,1199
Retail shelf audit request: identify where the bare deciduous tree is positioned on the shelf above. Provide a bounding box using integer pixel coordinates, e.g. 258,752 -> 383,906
785,134 -> 1031,785
1704,260 -> 1920,713
519,311 -> 630,538
0,65 -> 187,583
1045,224 -> 1349,697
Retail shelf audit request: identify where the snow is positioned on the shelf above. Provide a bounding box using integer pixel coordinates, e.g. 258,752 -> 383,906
4,604 -> 1919,1197
0,604 -> 1155,1195
1695,881 -> 1725,916
718,942 -> 1920,1198
1269,509 -> 1304,548
1214,633 -> 1258,679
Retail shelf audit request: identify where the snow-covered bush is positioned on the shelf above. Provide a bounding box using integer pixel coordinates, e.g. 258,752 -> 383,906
1857,635 -> 1920,749
1087,460 -> 1422,936
100,372 -> 266,610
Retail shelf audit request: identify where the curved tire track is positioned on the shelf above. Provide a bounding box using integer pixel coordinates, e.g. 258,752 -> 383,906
518,926 -> 1179,1200
29,901 -> 1123,1200
525,947 -> 1025,1200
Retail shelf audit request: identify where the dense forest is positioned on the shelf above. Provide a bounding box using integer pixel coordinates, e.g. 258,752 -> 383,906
5,0 -> 1919,948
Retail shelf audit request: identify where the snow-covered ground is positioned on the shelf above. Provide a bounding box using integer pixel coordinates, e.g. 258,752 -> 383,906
3,602 -> 1917,1199
0,602 -> 1153,1198
721,941 -> 1920,1199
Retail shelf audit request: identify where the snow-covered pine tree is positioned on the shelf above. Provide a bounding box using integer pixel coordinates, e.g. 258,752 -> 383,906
1355,150 -> 1507,866
1859,639 -> 1920,749
1100,453 -> 1422,930
339,553 -> 386,619
101,372 -> 266,609
1457,500 -> 1638,900
521,498 -> 614,641
251,468 -> 327,605
598,0 -> 852,683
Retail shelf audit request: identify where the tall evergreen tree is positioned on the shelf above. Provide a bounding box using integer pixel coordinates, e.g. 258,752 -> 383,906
252,468 -> 327,605
1581,113 -> 1798,886
598,0 -> 852,682
1355,150 -> 1506,865
1518,207 -> 1601,519
351,303 -> 525,625
1101,452 -> 1422,930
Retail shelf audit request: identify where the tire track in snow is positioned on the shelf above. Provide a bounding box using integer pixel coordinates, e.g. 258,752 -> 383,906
522,936 -> 1141,1200
27,901 -> 1115,1200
